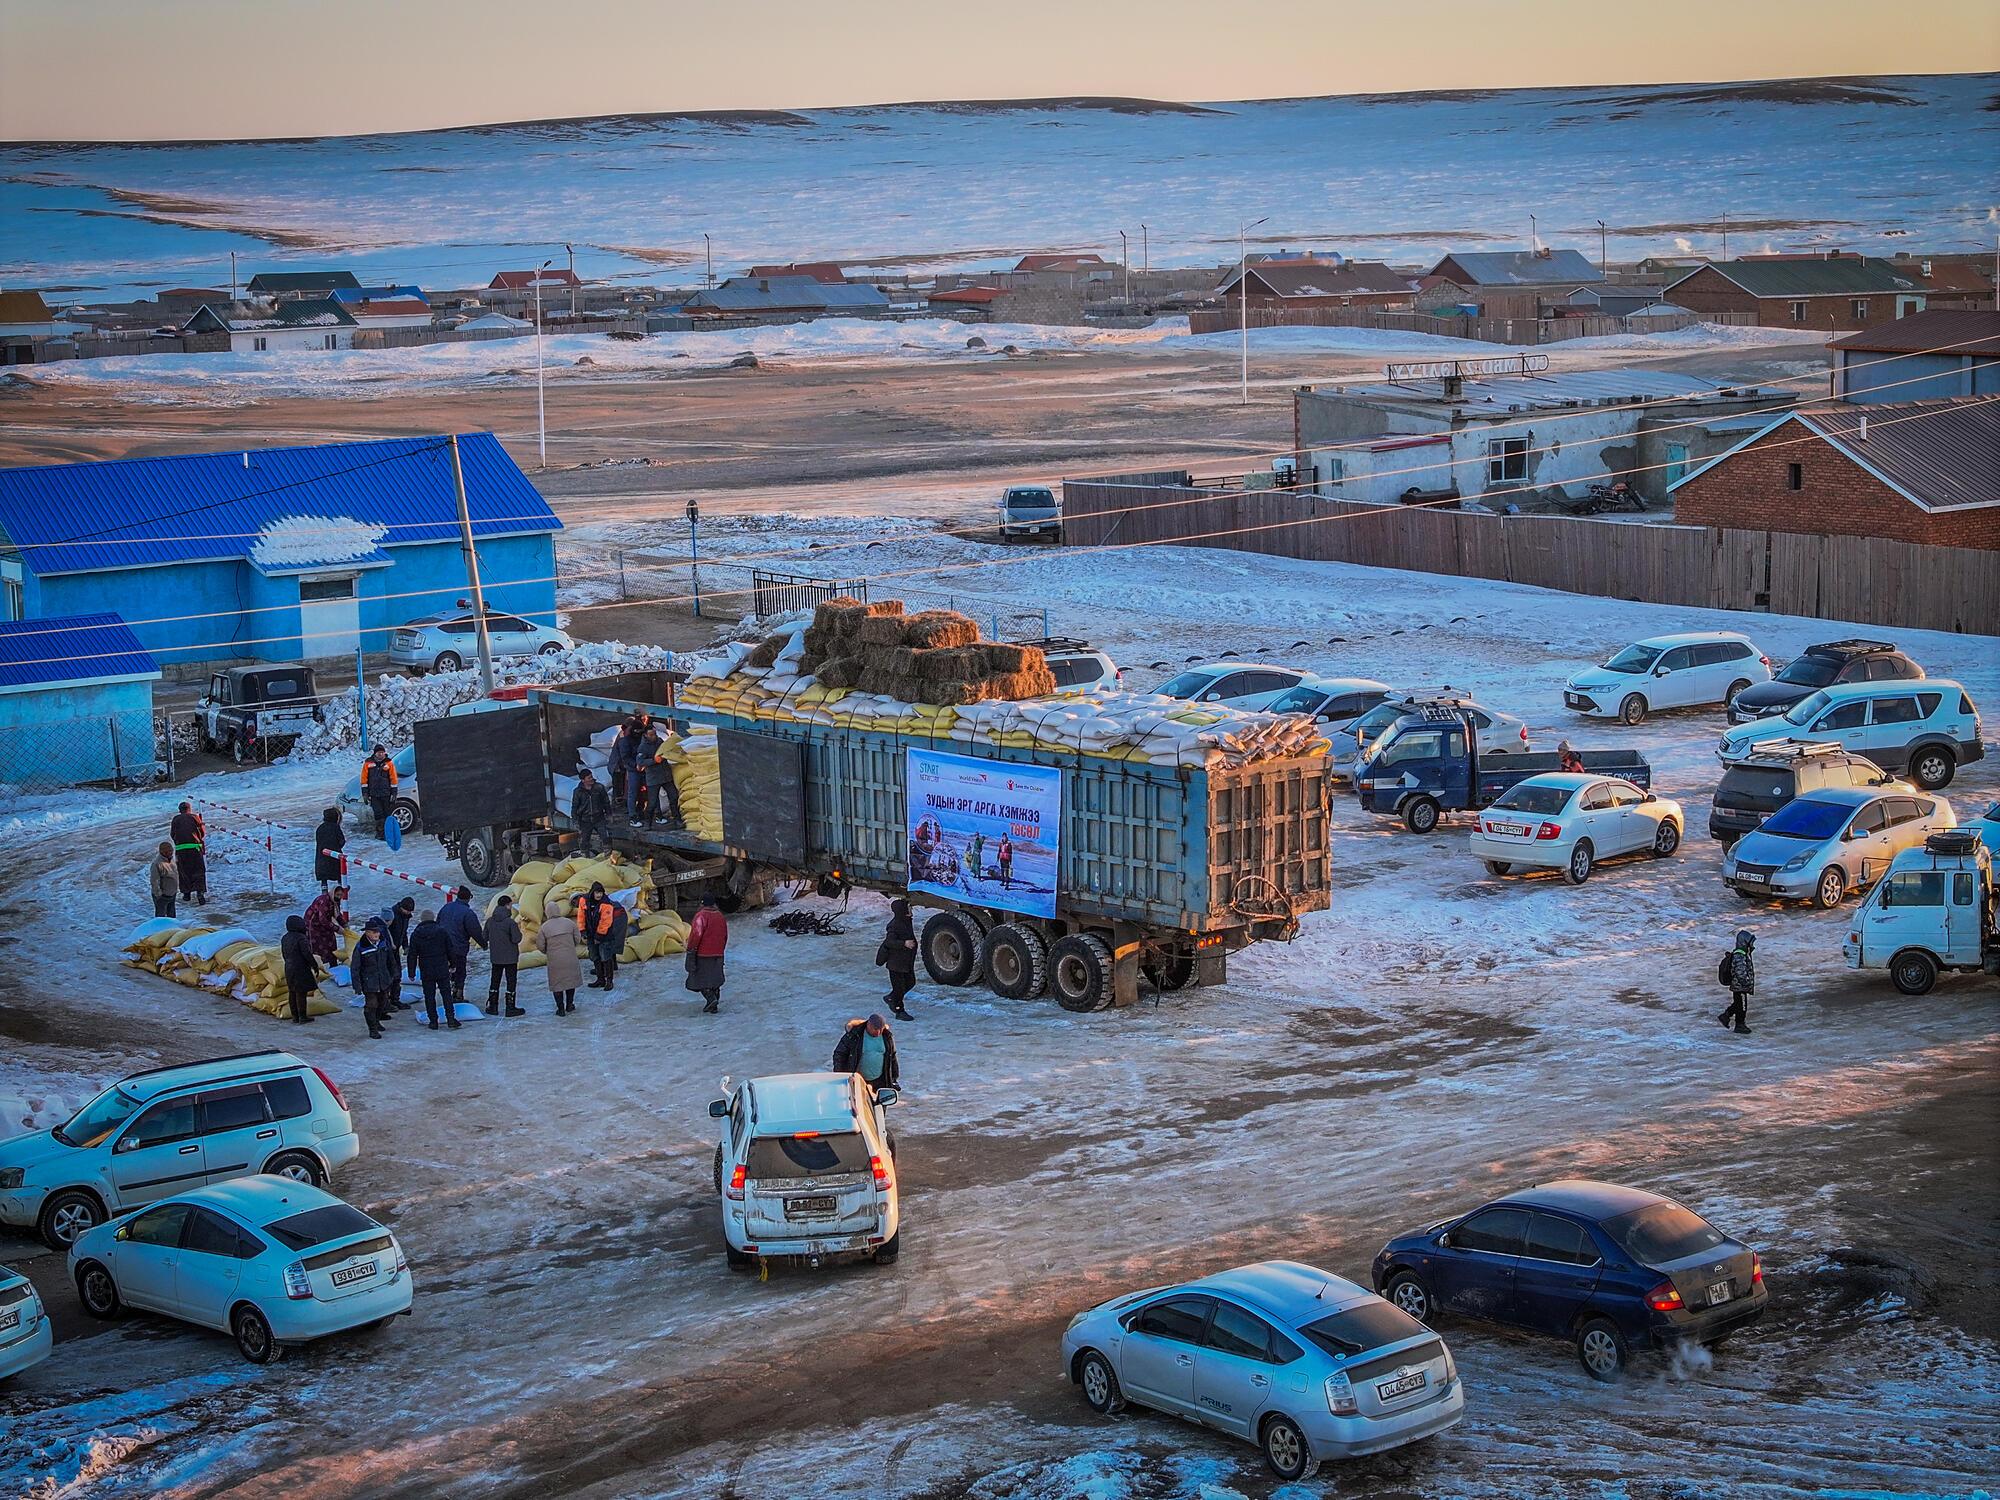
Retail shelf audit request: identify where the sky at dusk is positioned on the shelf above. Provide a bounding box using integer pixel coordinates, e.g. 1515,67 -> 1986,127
2,0 -> 1994,142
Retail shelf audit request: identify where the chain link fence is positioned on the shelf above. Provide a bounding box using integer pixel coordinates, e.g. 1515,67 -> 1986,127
0,710 -> 169,794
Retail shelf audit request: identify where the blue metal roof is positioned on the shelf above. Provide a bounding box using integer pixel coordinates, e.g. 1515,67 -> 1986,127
0,612 -> 160,689
0,433 -> 561,577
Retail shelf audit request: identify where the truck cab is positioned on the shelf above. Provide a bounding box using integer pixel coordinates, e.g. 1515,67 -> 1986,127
1357,707 -> 1649,833
999,485 -> 1062,542
198,664 -> 324,763
1843,829 -> 1998,995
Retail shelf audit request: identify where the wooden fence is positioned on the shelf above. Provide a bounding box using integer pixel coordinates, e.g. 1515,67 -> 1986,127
1060,475 -> 1999,636
1186,307 -> 1754,346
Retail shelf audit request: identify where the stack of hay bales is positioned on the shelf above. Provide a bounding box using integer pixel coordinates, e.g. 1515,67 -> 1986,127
799,599 -> 1057,706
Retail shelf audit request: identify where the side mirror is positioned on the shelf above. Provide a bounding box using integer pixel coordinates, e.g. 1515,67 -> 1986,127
874,1087 -> 899,1107
1643,792 -> 1657,803
706,1099 -> 730,1119
113,1136 -> 138,1154
1435,1232 -> 1452,1249
1654,666 -> 1671,677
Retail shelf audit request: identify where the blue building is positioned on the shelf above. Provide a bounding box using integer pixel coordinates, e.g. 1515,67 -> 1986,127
1831,309 -> 2000,403
0,613 -> 162,788
0,434 -> 562,667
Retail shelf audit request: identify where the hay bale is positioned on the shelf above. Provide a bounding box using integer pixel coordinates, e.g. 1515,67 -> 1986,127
888,646 -> 920,677
914,646 -> 988,682
978,642 -> 1039,674
914,679 -> 980,707
814,596 -> 868,630
802,625 -> 830,659
856,665 -> 900,697
746,635 -> 784,669
988,666 -> 1058,700
816,655 -> 863,690
862,600 -> 905,619
856,615 -> 908,647
903,611 -> 979,649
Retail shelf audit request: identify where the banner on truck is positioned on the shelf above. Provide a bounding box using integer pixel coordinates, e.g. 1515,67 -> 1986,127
905,749 -> 1061,919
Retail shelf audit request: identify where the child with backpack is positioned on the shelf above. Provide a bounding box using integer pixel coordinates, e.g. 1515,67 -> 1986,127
1717,930 -> 1755,1035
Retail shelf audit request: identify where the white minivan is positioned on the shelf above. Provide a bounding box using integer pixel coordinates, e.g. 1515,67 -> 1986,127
1565,633 -> 1770,725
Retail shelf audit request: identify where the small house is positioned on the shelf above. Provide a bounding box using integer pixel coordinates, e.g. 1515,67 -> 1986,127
185,298 -> 360,352
0,613 -> 162,788
1419,249 -> 1604,319
0,290 -> 65,366
1829,309 -> 2000,402
1214,260 -> 1413,311
683,275 -> 890,320
1663,254 -> 1929,331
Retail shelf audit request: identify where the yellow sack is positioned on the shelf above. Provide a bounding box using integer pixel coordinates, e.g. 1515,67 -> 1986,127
517,950 -> 547,970
307,991 -> 341,1017
514,859 -> 558,886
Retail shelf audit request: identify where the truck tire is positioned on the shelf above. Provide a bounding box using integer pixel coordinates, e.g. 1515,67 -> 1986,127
1143,953 -> 1196,991
1048,934 -> 1113,1013
982,923 -> 1048,999
1890,949 -> 1938,996
459,828 -> 503,887
1908,745 -> 1955,791
231,733 -> 249,765
920,910 -> 985,987
1404,795 -> 1441,834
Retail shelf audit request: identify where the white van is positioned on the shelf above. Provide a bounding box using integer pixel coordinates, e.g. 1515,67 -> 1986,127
0,1051 -> 358,1250
1843,830 -> 1999,995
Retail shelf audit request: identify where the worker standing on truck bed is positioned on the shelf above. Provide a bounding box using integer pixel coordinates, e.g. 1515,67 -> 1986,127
686,892 -> 728,1014
612,712 -> 652,826
572,767 -> 611,855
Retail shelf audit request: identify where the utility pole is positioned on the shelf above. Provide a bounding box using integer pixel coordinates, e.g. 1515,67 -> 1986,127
533,257 -> 551,470
686,498 -> 702,618
355,644 -> 369,750
1119,230 -> 1129,303
1529,213 -> 1539,251
566,242 -> 577,318
1140,223 -> 1148,274
1240,215 -> 1268,405
229,251 -> 237,301
1721,211 -> 1730,261
1596,220 -> 1607,273
448,434 -> 497,696
703,233 -> 713,288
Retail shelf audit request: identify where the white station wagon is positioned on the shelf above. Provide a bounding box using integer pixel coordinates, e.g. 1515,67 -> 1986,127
1565,632 -> 1770,725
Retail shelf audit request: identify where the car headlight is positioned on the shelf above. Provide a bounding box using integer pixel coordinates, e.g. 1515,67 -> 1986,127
1781,850 -> 1814,871
1067,1311 -> 1089,1331
0,1168 -> 23,1189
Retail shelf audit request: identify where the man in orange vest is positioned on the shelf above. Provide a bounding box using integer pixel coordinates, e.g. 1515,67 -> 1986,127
580,882 -> 629,992
361,744 -> 399,838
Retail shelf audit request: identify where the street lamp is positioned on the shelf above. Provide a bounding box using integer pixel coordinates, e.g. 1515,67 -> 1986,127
533,257 -> 552,470
1140,223 -> 1148,274
1119,229 -> 1129,302
1240,216 -> 1268,405
703,233 -> 713,288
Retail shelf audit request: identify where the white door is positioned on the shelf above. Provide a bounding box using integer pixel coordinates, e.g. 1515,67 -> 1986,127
177,1208 -> 246,1331
299,575 -> 360,660
1650,645 -> 1700,708
1607,781 -> 1654,853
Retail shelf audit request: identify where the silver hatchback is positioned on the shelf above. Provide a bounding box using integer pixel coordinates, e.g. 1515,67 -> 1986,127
1060,1260 -> 1464,1480
388,611 -> 573,674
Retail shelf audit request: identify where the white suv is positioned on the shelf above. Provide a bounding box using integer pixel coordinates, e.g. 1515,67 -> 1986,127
1718,679 -> 1985,791
1027,638 -> 1121,696
709,1073 -> 900,1270
1565,632 -> 1770,725
1153,662 -> 1307,710
0,1051 -> 359,1250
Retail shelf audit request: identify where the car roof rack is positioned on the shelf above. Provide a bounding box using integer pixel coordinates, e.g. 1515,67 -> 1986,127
1805,638 -> 1896,656
1728,737 -> 1848,764
1924,828 -> 1981,857
121,1049 -> 285,1083
1013,637 -> 1097,653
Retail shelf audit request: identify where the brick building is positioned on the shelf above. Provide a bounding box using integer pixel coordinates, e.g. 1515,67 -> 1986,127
1663,254 -> 1930,332
1214,259 -> 1412,310
1416,248 -> 1603,320
1668,398 -> 2000,549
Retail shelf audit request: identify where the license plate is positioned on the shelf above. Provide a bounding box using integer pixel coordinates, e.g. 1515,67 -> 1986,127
1565,694 -> 1584,707
1377,1371 -> 1427,1400
1707,1280 -> 1732,1306
0,1308 -> 16,1332
784,1196 -> 837,1219
1490,822 -> 1529,836
331,1260 -> 379,1287
1739,873 -> 1766,884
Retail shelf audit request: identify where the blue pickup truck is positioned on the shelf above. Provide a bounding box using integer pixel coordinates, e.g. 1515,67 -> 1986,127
1356,707 -> 1652,832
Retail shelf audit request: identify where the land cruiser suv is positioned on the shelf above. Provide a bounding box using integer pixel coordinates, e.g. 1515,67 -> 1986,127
0,1051 -> 358,1249
1717,680 -> 1984,791
1728,639 -> 1923,725
1710,738 -> 1903,845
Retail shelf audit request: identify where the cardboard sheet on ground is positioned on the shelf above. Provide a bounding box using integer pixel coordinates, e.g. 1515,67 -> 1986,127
905,748 -> 1061,919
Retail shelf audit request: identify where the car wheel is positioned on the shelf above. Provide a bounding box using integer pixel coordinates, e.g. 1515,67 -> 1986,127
1386,1271 -> 1433,1325
712,1140 -> 725,1193
1891,949 -> 1939,997
1577,1317 -> 1628,1382
1485,860 -> 1512,877
1815,866 -> 1847,909
1261,1413 -> 1316,1481
265,1151 -> 325,1186
872,1230 -> 901,1265
392,798 -> 421,832
38,1188 -> 104,1251
233,1304 -> 282,1364
230,734 -> 248,765
538,641 -> 564,657
1909,746 -> 1955,791
723,1241 -> 756,1271
1566,840 -> 1595,885
1618,693 -> 1648,726
1076,1349 -> 1126,1414
1725,678 -> 1752,705
1652,820 -> 1681,857
1047,933 -> 1113,1013
919,910 -> 985,987
433,651 -> 464,674
982,922 -> 1048,1000
1404,794 -> 1441,834
75,1259 -> 120,1318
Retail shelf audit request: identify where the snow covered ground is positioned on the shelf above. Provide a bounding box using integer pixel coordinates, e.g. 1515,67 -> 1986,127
1,523 -> 1994,1499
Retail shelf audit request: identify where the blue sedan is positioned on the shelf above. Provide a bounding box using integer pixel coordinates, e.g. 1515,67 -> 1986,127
1371,1180 -> 1766,1381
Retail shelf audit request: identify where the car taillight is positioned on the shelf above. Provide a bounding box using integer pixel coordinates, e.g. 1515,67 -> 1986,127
1324,1369 -> 1358,1415
1536,822 -> 1562,840
1751,1253 -> 1763,1285
726,1164 -> 746,1201
1518,725 -> 1529,743
870,1154 -> 892,1190
312,1066 -> 346,1111
390,1241 -> 408,1281
1758,655 -> 1771,667
284,1261 -> 313,1300
1645,1280 -> 1684,1312
1442,1346 -> 1458,1384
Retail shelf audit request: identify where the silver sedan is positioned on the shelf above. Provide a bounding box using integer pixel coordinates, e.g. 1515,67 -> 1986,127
1060,1260 -> 1464,1480
388,611 -> 573,674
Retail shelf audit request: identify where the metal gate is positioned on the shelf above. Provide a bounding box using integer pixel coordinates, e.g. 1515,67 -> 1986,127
751,570 -> 869,618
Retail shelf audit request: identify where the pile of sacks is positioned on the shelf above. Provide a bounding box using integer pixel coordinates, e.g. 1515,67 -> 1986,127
121,918 -> 344,1018
488,853 -> 692,968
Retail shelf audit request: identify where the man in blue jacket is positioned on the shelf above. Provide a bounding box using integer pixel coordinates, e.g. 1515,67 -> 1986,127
437,885 -> 487,1007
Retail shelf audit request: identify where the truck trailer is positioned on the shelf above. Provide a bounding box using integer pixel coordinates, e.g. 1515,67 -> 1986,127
414,671 -> 1333,1011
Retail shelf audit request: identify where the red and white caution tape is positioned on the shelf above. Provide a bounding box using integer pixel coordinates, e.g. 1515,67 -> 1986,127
191,798 -> 294,831
325,849 -> 457,895
202,820 -> 278,888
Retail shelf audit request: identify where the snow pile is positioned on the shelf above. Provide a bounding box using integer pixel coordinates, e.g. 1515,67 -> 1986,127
0,1091 -> 76,1142
249,513 -> 388,569
289,640 -> 693,759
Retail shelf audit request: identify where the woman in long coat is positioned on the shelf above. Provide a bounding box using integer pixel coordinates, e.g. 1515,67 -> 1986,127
534,909 -> 584,1016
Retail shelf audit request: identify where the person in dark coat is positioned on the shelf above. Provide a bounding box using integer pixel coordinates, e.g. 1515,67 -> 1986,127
169,802 -> 207,904
361,746 -> 399,837
303,886 -> 345,965
572,768 -> 612,856
641,736 -> 682,828
280,914 -> 326,1026
876,897 -> 918,1021
611,713 -> 652,825
313,807 -> 346,889
579,884 -> 629,991
832,1014 -> 900,1091
406,909 -> 458,1029
351,917 -> 399,1039
380,897 -> 416,1010
1719,929 -> 1756,1035
437,886 -> 487,1005
685,891 -> 727,1013
485,895 -> 525,1016
149,841 -> 179,919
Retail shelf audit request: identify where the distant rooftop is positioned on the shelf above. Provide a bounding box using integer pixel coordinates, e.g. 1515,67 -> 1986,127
0,613 -> 159,691
245,270 -> 362,295
1429,249 -> 1604,286
1829,308 -> 2000,357
1670,255 -> 1928,299
1328,367 -> 1777,413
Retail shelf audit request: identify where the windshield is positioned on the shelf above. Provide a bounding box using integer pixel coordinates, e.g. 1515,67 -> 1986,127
1777,656 -> 1840,688
265,1203 -> 381,1251
746,1132 -> 871,1179
1603,644 -> 1661,675
1351,702 -> 1407,749
1757,797 -> 1853,840
1603,1203 -> 1728,1265
1005,489 -> 1057,511
1492,783 -> 1574,815
1782,691 -> 1832,727
1301,1300 -> 1428,1357
1156,670 -> 1220,699
1266,686 -> 1329,715
55,1086 -> 143,1148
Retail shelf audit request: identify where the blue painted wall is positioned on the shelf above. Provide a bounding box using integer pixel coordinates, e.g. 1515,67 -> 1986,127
0,678 -> 155,784
25,533 -> 558,666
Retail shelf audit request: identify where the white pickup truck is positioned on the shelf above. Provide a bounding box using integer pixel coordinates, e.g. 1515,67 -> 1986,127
1843,828 -> 1999,995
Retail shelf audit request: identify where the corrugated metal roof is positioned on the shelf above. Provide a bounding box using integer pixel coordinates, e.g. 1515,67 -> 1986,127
0,433 -> 561,577
1343,368 -> 1767,410
1829,308 -> 2000,356
489,269 -> 581,289
0,612 -> 159,689
245,271 -> 362,294
1430,250 -> 1604,286
1222,262 -> 1412,299
687,276 -> 890,313
1799,399 -> 2000,511
1674,257 -> 1926,298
